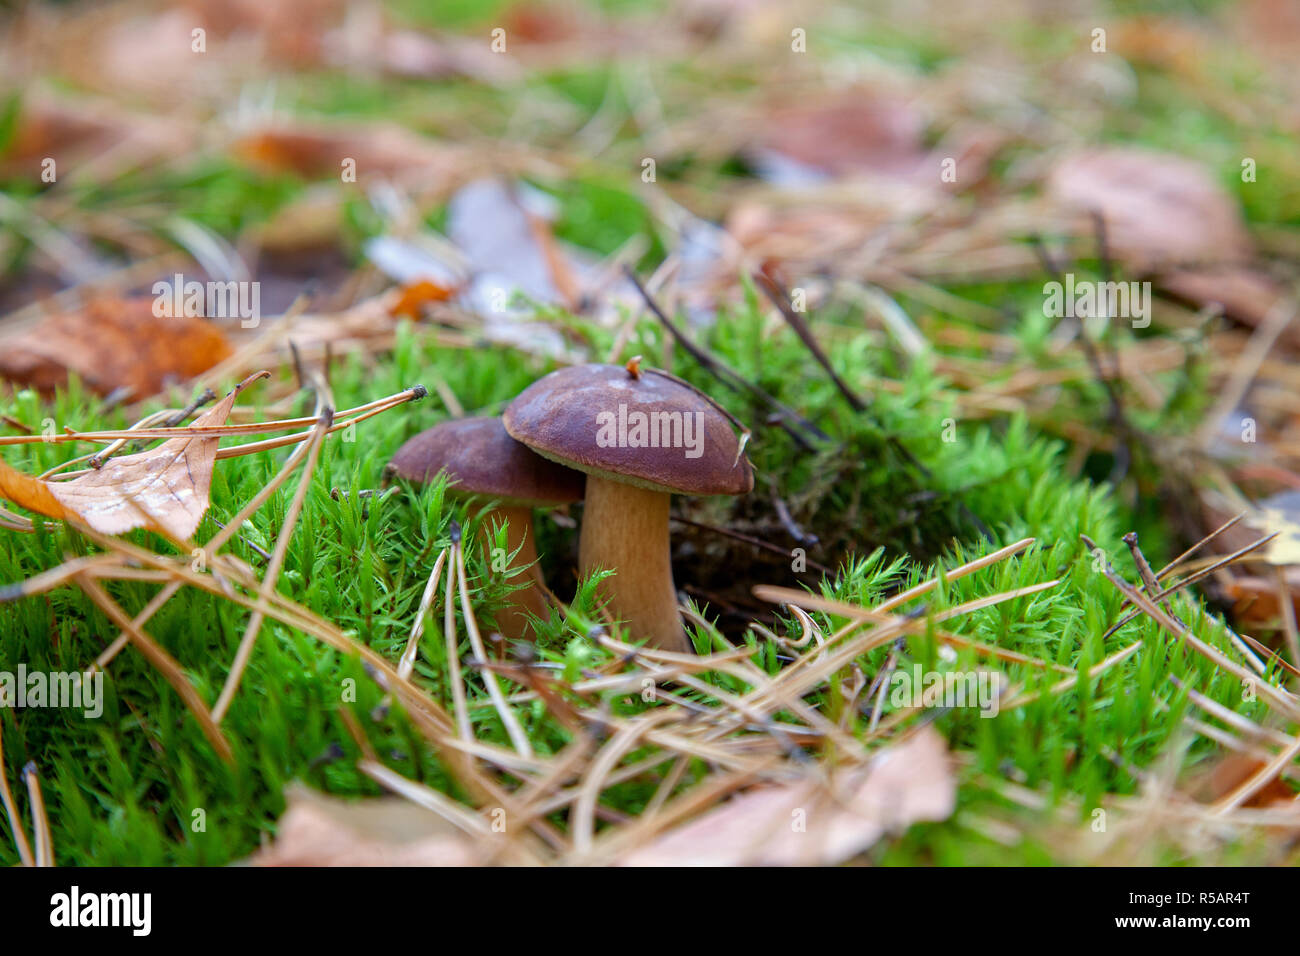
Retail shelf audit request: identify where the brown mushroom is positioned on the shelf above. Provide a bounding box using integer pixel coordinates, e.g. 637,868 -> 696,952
387,416 -> 584,642
503,363 -> 753,653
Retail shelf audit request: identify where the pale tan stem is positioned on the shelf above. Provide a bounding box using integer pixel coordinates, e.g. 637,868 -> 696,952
479,504 -> 548,643
578,476 -> 689,653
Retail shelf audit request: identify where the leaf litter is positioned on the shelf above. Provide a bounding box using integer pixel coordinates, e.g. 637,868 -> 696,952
3,0 -> 1300,866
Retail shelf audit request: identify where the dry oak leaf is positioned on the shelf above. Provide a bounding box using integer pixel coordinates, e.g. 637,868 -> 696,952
249,785 -> 480,867
0,296 -> 233,399
620,726 -> 955,866
0,371 -> 266,541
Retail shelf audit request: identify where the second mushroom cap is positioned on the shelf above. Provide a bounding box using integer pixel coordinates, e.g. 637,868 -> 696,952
388,416 -> 585,506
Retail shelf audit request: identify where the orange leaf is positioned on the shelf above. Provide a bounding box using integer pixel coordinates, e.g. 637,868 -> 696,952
0,296 -> 232,399
388,279 -> 457,319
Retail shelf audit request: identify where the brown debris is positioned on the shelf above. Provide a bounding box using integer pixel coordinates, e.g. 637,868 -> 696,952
0,296 -> 232,399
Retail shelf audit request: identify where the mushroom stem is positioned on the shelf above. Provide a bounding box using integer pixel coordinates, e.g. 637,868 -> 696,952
477,504 -> 549,644
578,475 -> 689,653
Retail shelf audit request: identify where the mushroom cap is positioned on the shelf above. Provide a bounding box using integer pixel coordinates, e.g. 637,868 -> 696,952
388,416 -> 584,506
503,364 -> 754,496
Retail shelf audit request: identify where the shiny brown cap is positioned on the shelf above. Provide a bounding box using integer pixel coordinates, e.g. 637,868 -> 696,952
503,364 -> 754,496
388,416 -> 584,506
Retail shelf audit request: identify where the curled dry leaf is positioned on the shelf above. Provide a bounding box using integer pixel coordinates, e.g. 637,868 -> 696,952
618,726 -> 955,866
249,785 -> 479,867
0,296 -> 232,399
0,371 -> 266,541
680,0 -> 791,41
364,179 -> 599,355
501,1 -> 584,44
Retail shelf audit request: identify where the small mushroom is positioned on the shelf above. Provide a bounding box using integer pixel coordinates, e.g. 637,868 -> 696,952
387,417 -> 584,643
503,363 -> 753,653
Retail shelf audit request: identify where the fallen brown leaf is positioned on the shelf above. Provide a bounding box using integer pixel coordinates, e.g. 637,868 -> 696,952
249,785 -> 480,867
1160,266 -> 1294,336
1224,571 -> 1300,626
757,92 -> 929,181
0,97 -> 121,171
1193,753 -> 1297,808
0,371 -> 266,540
230,122 -> 470,190
618,726 -> 955,866
0,296 -> 232,399
0,95 -> 188,181
1047,147 -> 1253,272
